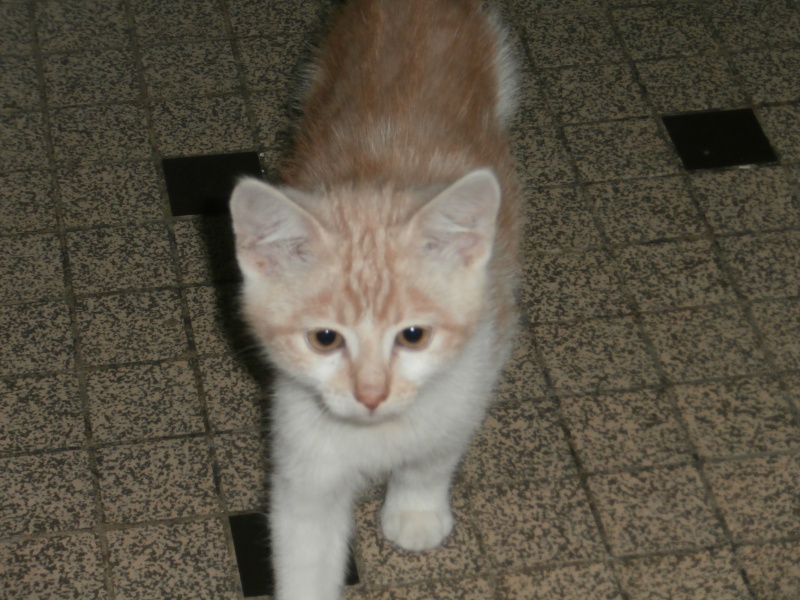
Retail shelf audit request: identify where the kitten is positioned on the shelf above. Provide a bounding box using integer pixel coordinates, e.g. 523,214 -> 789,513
229,1 -> 520,598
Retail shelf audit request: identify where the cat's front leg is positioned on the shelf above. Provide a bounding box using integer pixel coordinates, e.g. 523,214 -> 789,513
380,452 -> 462,551
270,472 -> 354,600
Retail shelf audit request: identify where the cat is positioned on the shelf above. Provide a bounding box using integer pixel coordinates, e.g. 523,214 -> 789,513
229,1 -> 520,598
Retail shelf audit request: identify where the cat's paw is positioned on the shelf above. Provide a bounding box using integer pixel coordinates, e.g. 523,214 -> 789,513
380,507 -> 454,551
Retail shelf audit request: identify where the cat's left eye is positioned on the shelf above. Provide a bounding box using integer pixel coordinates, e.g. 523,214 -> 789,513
308,329 -> 345,352
395,326 -> 431,349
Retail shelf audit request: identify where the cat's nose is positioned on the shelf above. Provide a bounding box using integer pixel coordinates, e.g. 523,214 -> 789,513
355,385 -> 388,411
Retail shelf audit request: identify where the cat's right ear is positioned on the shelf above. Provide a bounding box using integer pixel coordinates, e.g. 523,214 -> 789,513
229,178 -> 321,277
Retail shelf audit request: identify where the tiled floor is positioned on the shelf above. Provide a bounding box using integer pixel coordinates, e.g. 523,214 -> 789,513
2,0 -> 800,598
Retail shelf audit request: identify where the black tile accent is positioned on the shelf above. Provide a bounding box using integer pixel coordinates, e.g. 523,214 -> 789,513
662,108 -> 777,171
163,152 -> 263,217
228,513 -> 360,597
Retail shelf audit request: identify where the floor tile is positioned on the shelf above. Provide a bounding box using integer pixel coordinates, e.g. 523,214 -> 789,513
130,0 -> 227,44
706,0 -> 800,50
86,361 -> 204,444
752,299 -> 800,371
589,466 -> 725,556
674,377 -> 800,459
0,450 -> 95,537
0,233 -> 64,303
689,167 -> 799,235
720,231 -> 800,299
345,577 -> 493,600
522,12 -> 625,69
35,0 -> 130,54
238,36 -> 306,97
643,305 -> 767,382
0,301 -> 74,376
142,41 -> 240,99
42,48 -> 139,107
521,251 -> 630,323
496,564 -> 622,600
760,104 -> 800,163
355,495 -> 485,586
67,223 -> 175,295
58,162 -> 163,228
471,478 -> 604,569
215,431 -> 268,512
185,285 -> 244,356
0,171 -> 57,235
461,399 -> 575,485
512,125 -> 576,188
535,317 -> 659,395
560,388 -> 690,472
521,186 -> 600,252
0,373 -> 84,453
0,534 -> 106,599
586,176 -> 703,245
496,327 -> 550,403
738,540 -> 800,600
0,55 -> 41,114
175,217 -> 240,284
612,5 -> 717,60
96,438 -> 217,523
107,519 -> 237,599
615,240 -> 733,311
0,4 -> 33,54
564,119 -> 678,182
705,453 -> 800,543
0,112 -> 49,171
227,0 -> 324,38
76,290 -> 188,366
733,48 -> 800,105
200,354 -> 265,432
617,549 -> 750,599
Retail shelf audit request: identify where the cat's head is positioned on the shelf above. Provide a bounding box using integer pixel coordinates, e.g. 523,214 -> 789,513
230,169 -> 500,423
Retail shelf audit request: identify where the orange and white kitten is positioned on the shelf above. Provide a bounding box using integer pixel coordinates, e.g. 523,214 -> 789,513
230,1 -> 520,598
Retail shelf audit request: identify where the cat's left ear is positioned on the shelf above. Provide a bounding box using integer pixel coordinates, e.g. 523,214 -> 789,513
413,168 -> 501,269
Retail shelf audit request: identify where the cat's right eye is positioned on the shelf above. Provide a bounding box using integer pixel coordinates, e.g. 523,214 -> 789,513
308,329 -> 345,352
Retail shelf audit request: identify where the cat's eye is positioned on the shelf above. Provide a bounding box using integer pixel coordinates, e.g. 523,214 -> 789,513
396,326 -> 431,349
308,329 -> 345,352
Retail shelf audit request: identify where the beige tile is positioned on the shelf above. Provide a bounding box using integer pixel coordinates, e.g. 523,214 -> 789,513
739,540 -> 800,600
185,284 -> 244,357
521,186 -> 599,252
613,5 -> 717,59
496,327 -> 550,402
734,48 -> 800,104
0,233 -> 64,303
43,48 -> 139,107
130,0 -> 227,44
512,126 -> 576,188
35,0 -> 130,53
0,112 -> 48,171
200,354 -> 266,432
214,430 -> 268,512
142,41 -> 240,99
0,301 -> 74,376
0,55 -> 40,114
0,170 -> 57,235
497,563 -> 622,600
706,0 -> 800,50
720,232 -> 800,300
344,577 -> 493,600
760,104 -> 800,163
174,216 -> 239,285
751,299 -> 800,371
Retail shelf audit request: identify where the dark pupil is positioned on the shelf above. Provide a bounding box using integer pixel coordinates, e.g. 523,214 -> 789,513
402,327 -> 424,344
316,330 -> 338,347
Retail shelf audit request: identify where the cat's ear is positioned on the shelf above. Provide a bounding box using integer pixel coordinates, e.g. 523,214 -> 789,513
229,178 -> 322,276
413,168 -> 501,268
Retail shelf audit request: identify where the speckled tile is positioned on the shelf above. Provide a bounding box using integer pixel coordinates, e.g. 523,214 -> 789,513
521,251 -> 629,323
0,4 -> 33,54
0,233 -> 64,303
200,354 -> 265,432
214,430 -> 267,511
719,232 -> 800,299
738,540 -> 800,600
130,0 -> 227,44
0,301 -> 74,376
643,305 -> 767,382
636,56 -> 745,114
521,186 -> 601,252
107,519 -> 238,599
151,95 -> 253,157
345,577 -> 494,600
355,495 -> 485,586
174,216 -> 239,285
589,466 -> 724,556
615,240 -> 733,311
142,41 -> 240,99
49,104 -> 150,164
535,317 -> 659,395
58,162 -> 163,228
462,399 -> 575,486
560,388 -> 690,472
760,103 -> 800,163
522,12 -> 625,69
751,298 -> 800,371
510,0 -> 605,15
733,49 -> 800,105
227,0 -> 324,37
706,0 -> 800,50
185,285 -> 242,357
67,223 -> 175,295
86,361 -> 204,444
0,534 -> 106,599
512,125 -> 576,188
497,328 -> 549,403
541,64 -> 648,124
0,450 -> 95,537
705,453 -> 800,543
472,478 -> 604,569
677,376 -> 799,461
613,5 -> 717,60
564,119 -> 678,183
586,176 -> 703,245
497,564 -> 621,600
617,549 -> 750,599
35,0 -> 130,53
0,373 -> 84,453
689,167 -> 799,235
0,112 -> 48,171
0,55 -> 40,114
0,171 -> 57,235
238,36 -> 307,97
76,290 -> 188,366
43,48 -> 139,107
96,437 -> 217,523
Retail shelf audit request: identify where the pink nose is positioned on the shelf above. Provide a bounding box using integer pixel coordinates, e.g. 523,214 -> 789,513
355,386 -> 388,410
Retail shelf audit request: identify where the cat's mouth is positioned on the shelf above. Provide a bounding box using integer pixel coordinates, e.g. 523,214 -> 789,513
322,394 -> 410,425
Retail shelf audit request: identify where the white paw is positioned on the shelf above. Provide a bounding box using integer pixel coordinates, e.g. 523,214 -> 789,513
380,507 -> 454,551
